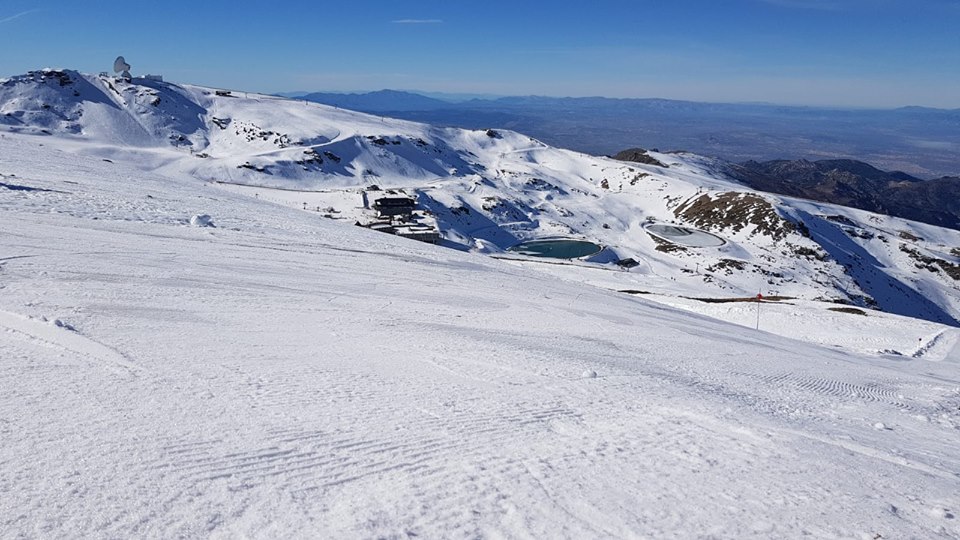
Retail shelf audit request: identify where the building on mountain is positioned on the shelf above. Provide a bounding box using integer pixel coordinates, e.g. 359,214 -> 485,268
393,225 -> 441,244
373,197 -> 416,217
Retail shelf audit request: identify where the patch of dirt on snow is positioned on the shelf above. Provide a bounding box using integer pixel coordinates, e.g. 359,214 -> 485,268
648,233 -> 687,253
899,243 -> 960,281
828,307 -> 868,316
674,192 -> 796,242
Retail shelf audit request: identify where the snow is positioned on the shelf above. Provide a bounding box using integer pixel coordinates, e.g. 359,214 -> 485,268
2,71 -> 960,538
4,70 -> 959,325
640,294 -> 960,361
189,214 -> 214,227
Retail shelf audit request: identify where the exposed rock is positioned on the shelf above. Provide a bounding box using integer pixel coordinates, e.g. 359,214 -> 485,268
900,244 -> 960,280
612,148 -> 667,168
828,307 -> 868,316
728,159 -> 960,231
674,192 -> 795,241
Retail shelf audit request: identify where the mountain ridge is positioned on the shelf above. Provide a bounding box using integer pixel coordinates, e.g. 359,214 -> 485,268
296,89 -> 960,178
726,158 -> 960,230
2,68 -> 959,327
299,89 -> 453,112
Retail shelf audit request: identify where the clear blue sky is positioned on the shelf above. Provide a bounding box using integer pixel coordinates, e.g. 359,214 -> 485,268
1,0 -> 958,107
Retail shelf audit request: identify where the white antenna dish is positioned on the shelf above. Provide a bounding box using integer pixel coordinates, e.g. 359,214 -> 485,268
113,56 -> 132,79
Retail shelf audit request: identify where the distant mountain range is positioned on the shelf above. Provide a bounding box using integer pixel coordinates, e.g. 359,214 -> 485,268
295,90 -> 960,178
725,159 -> 960,230
300,90 -> 452,112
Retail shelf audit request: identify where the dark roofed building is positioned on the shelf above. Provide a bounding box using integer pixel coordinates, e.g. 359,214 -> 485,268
373,197 -> 416,217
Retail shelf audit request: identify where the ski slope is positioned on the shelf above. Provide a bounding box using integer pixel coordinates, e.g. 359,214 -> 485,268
2,111 -> 960,539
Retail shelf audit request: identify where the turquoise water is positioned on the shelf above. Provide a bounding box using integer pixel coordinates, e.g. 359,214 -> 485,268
507,239 -> 602,259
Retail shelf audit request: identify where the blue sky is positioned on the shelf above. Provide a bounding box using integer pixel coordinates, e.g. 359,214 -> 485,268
1,0 -> 958,107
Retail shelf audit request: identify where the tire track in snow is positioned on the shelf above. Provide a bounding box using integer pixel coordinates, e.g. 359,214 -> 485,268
912,330 -> 956,359
143,398 -> 582,502
745,370 -> 960,424
774,426 -> 959,480
736,371 -> 927,413
0,310 -> 139,377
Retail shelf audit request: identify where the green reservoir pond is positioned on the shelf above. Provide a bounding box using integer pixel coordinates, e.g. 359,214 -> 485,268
507,239 -> 603,259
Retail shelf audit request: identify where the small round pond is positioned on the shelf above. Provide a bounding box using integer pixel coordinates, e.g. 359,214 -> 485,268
644,224 -> 726,247
507,239 -> 603,259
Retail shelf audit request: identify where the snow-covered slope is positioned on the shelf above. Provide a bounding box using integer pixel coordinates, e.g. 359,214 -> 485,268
3,69 -> 958,331
2,71 -> 960,537
3,119 -> 960,539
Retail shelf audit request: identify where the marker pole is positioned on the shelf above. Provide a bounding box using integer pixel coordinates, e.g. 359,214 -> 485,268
755,291 -> 763,330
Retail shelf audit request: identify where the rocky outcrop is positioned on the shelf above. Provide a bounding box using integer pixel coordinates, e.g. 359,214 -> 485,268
611,148 -> 667,168
674,192 -> 795,241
